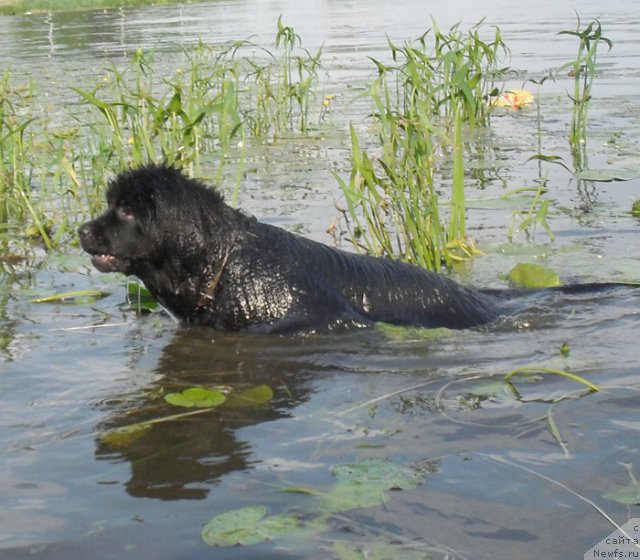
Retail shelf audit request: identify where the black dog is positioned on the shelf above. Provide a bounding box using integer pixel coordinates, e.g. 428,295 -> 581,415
78,164 -> 503,332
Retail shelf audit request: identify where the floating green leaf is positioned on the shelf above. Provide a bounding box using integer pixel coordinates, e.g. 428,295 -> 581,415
100,422 -> 152,449
164,387 -> 226,408
604,484 -> 640,505
332,459 -> 422,490
29,290 -> 108,304
201,506 -> 300,547
127,282 -> 152,297
467,379 -> 509,398
576,166 -> 640,182
202,460 -> 426,548
317,480 -> 386,512
127,281 -> 158,312
507,262 -> 562,288
225,385 -> 274,408
377,322 -> 452,341
305,459 -> 424,514
102,408 -> 220,446
202,506 -> 267,546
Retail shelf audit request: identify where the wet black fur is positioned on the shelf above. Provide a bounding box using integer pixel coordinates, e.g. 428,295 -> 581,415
78,164 -> 503,332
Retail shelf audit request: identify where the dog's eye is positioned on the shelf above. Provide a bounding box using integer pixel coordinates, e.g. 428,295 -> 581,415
117,207 -> 135,221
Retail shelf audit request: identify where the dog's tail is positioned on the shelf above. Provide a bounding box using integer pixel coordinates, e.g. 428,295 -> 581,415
480,281 -> 640,300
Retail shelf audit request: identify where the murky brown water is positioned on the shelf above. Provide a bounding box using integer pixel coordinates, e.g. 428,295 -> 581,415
1,1 -> 640,559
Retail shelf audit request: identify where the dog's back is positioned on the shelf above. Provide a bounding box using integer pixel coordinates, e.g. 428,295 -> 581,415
213,218 -> 501,331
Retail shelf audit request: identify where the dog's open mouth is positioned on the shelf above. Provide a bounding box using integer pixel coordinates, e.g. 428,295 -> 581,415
91,254 -> 129,273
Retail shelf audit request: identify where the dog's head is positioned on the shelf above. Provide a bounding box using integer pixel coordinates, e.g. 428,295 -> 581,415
78,164 -> 224,276
78,167 -> 160,275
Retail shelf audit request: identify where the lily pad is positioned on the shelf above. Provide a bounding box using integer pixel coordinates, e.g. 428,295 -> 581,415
507,262 -> 562,288
305,459 -> 424,514
467,379 -> 509,398
377,322 -> 452,341
316,480 -> 386,512
100,422 -> 152,449
576,166 -> 640,182
225,385 -> 274,408
164,387 -> 226,408
201,506 -> 300,547
332,458 -> 422,490
604,484 -> 640,505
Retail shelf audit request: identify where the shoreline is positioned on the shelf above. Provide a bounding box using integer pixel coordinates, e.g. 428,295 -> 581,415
0,0 -> 202,16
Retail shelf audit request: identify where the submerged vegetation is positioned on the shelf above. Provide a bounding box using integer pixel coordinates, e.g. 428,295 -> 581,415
0,15 -> 620,275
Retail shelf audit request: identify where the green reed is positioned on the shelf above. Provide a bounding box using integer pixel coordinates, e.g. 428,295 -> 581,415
72,47 -> 243,176
504,183 -> 555,243
73,18 -> 323,175
429,19 -> 509,127
0,70 -> 56,249
558,17 -> 612,169
339,21 -> 509,270
0,71 -> 31,226
337,117 -> 449,270
245,16 -> 324,137
0,18 -> 327,258
0,15 -> 617,268
503,77 -> 556,244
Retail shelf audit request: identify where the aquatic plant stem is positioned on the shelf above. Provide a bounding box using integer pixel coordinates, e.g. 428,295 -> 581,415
558,16 -> 612,170
338,20 -> 508,270
449,103 -> 466,242
504,366 -> 600,392
547,403 -> 570,457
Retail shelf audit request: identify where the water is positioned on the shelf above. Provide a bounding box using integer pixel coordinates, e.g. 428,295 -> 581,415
1,1 -> 640,559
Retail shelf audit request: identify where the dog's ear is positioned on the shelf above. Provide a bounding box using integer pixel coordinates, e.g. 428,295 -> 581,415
106,174 -> 158,225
